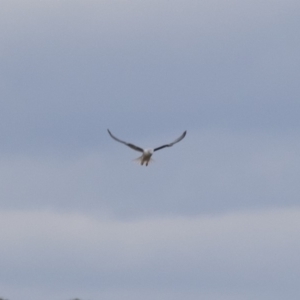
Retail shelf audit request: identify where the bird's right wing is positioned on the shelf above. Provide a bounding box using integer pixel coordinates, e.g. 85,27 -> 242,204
154,131 -> 187,151
107,129 -> 144,152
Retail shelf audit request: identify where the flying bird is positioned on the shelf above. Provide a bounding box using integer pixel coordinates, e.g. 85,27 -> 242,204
107,129 -> 187,166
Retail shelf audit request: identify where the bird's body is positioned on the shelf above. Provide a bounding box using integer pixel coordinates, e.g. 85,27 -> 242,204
107,129 -> 186,166
135,149 -> 154,166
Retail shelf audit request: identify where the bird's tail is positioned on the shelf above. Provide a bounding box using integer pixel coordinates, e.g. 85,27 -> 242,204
133,156 -> 155,166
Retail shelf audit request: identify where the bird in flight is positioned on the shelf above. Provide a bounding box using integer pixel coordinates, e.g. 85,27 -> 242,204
107,129 -> 187,166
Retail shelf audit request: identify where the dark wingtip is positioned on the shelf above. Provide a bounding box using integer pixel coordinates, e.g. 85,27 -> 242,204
107,129 -> 114,139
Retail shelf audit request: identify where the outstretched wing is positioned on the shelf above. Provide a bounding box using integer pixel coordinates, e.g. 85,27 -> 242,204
107,129 -> 144,152
154,131 -> 187,152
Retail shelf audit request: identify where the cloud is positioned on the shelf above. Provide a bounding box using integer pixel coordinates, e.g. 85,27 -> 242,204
0,207 -> 299,300
0,1 -> 299,299
0,0 -> 300,155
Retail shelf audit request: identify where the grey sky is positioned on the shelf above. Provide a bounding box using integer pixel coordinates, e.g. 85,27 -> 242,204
0,1 -> 300,299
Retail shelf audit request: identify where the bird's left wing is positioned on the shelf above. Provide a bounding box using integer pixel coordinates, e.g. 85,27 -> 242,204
154,131 -> 187,152
107,129 -> 144,152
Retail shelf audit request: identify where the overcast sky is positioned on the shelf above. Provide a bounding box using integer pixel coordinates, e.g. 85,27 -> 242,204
1,1 -> 300,299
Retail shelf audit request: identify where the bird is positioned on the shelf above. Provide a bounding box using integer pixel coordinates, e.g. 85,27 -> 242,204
107,129 -> 187,166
